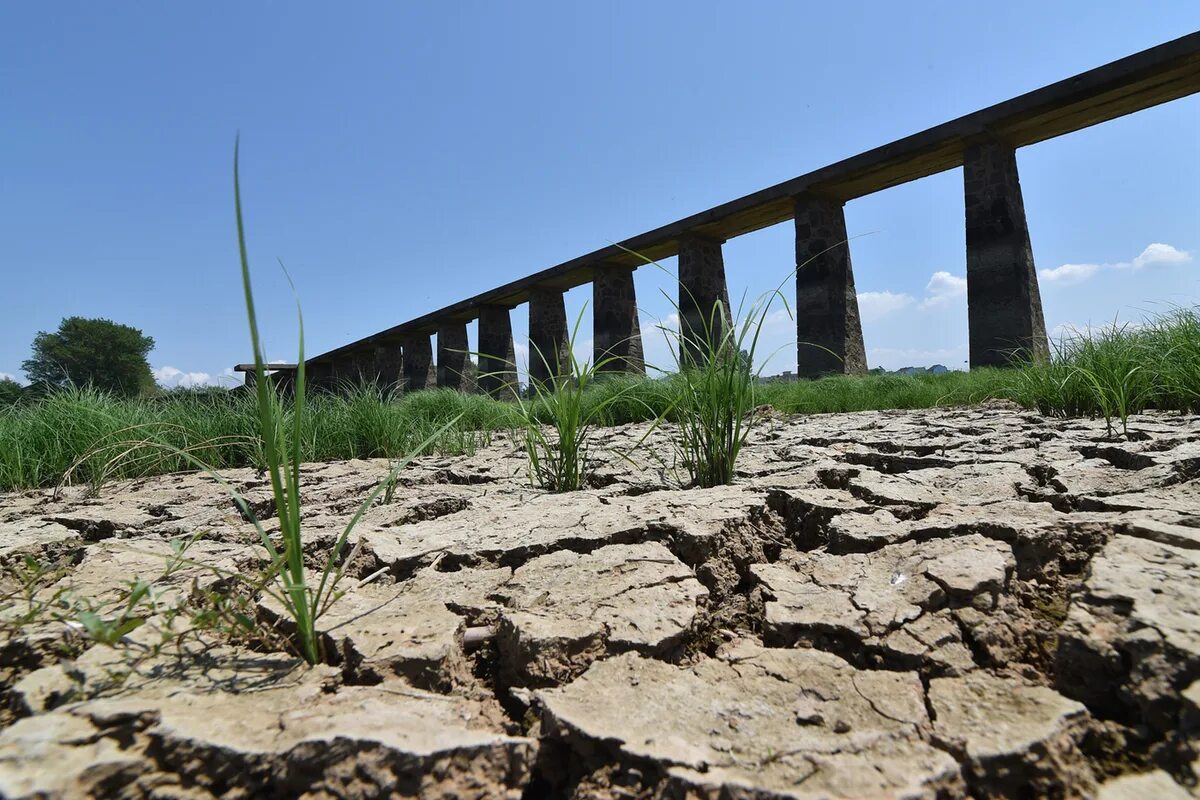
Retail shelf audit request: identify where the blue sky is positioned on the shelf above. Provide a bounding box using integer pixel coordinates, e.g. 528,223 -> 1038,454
2,3 -> 1197,386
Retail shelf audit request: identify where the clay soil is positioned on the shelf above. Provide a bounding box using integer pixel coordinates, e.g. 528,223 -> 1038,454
0,404 -> 1197,798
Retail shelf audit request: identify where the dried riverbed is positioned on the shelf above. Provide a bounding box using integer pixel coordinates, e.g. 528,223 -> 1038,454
0,404 -> 1197,798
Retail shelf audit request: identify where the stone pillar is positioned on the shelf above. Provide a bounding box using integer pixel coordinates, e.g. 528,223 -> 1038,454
401,333 -> 434,392
528,287 -> 570,385
678,233 -> 733,365
373,342 -> 403,391
437,322 -> 471,391
329,352 -> 363,386
477,305 -> 518,398
351,349 -> 378,385
243,370 -> 257,388
593,266 -> 645,374
964,140 -> 1049,368
271,368 -> 297,395
305,360 -> 335,392
321,360 -> 341,386
793,193 -> 868,377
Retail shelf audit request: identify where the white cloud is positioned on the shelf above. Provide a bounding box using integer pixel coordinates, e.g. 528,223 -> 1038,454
918,271 -> 967,310
1040,242 -> 1191,285
857,290 -> 915,321
153,365 -> 220,389
759,307 -> 794,335
1128,242 -> 1191,270
0,372 -> 15,382
1040,262 -> 1100,284
854,241 -> 1190,314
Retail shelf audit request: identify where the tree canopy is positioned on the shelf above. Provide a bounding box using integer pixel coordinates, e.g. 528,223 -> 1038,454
0,377 -> 22,405
21,317 -> 156,397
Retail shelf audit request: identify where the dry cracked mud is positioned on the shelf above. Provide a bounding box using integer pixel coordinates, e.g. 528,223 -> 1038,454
0,404 -> 1198,798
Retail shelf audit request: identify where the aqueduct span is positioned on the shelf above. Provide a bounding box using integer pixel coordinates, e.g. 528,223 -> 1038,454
236,32 -> 1200,396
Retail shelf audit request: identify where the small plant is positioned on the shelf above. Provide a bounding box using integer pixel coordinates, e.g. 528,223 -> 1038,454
0,533 -> 306,704
0,555 -> 78,644
75,579 -> 152,645
1066,320 -> 1155,436
509,304 -> 648,491
624,246 -> 792,488
219,141 -> 463,663
0,535 -> 196,658
662,294 -> 784,487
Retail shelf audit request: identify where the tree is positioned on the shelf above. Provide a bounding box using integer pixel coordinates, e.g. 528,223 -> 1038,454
22,317 -> 156,396
0,377 -> 22,405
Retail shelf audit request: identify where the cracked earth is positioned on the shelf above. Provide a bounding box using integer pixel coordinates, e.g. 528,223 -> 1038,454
0,403 -> 1198,798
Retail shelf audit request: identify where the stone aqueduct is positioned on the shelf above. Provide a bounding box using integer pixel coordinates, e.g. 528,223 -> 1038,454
236,34 -> 1200,396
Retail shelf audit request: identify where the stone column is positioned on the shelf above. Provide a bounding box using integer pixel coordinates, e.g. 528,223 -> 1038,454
528,287 -> 571,385
305,360 -> 335,392
243,370 -> 257,388
477,305 -> 518,398
321,360 -> 341,386
793,193 -> 868,377
272,368 -> 297,395
373,342 -> 403,391
330,352 -> 364,386
678,233 -> 734,365
964,140 -> 1049,368
401,333 -> 434,392
437,322 -> 471,391
351,349 -> 378,385
593,265 -> 645,374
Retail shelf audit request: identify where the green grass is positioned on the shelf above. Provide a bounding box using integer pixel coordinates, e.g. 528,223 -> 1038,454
2,306 -> 1196,493
756,368 -> 1016,414
194,143 -> 464,664
1008,307 -> 1200,434
0,385 -> 516,493
647,287 -> 781,488
509,305 -> 652,491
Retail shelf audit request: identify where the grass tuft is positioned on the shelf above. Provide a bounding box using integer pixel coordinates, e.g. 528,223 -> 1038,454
512,305 -> 651,491
631,249 -> 790,488
1010,307 -> 1200,434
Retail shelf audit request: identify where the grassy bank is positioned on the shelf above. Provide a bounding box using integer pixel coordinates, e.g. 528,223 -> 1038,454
0,386 -> 517,492
1,307 -> 1195,492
